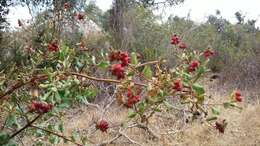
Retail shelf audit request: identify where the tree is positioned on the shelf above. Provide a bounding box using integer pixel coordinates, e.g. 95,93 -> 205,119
107,0 -> 184,50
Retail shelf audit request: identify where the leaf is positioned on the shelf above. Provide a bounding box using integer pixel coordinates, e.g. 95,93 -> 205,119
138,102 -> 145,114
97,61 -> 110,69
223,102 -> 235,109
142,66 -> 153,79
128,110 -> 137,118
131,52 -> 138,65
0,132 -> 10,145
48,135 -> 59,144
192,83 -> 205,95
58,123 -> 64,133
71,131 -> 78,143
6,114 -> 18,128
211,107 -> 220,115
206,116 -> 218,121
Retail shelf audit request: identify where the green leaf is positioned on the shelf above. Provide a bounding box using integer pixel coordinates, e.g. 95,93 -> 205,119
138,102 -> 145,114
142,66 -> 153,79
71,131 -> 78,143
0,132 -> 10,145
206,116 -> 218,121
128,110 -> 137,118
211,107 -> 220,115
58,122 -> 64,133
197,66 -> 206,74
6,114 -> 18,128
131,52 -> 138,65
48,135 -> 59,144
192,83 -> 205,95
97,61 -> 110,69
223,102 -> 235,109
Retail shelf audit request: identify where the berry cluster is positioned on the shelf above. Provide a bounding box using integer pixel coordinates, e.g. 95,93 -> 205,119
233,90 -> 242,102
126,89 -> 141,108
188,60 -> 200,72
29,101 -> 53,114
109,51 -> 130,80
64,2 -> 71,9
47,42 -> 59,52
203,49 -> 215,58
172,79 -> 183,91
96,119 -> 109,132
75,13 -> 84,20
171,34 -> 187,49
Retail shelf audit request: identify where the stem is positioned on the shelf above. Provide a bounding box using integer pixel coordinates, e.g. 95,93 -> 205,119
30,125 -> 83,146
135,60 -> 160,68
9,114 -> 42,140
69,72 -> 146,87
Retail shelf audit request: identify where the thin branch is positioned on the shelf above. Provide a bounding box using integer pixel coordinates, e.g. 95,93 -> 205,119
30,125 -> 83,146
9,114 -> 42,140
135,60 -> 161,68
69,72 -> 146,87
119,131 -> 142,146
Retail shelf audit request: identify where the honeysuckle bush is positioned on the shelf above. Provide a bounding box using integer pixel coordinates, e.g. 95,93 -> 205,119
0,6 -> 244,146
0,33 -> 244,146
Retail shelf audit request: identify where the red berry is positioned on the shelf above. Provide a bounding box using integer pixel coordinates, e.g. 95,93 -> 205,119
178,42 -> 187,49
203,49 -> 215,58
111,64 -> 125,80
234,90 -> 241,97
188,60 -> 200,72
126,89 -> 141,108
75,13 -> 84,20
47,42 -> 59,52
235,96 -> 242,102
233,90 -> 242,102
171,34 -> 180,45
108,51 -> 121,62
96,119 -> 109,132
64,2 -> 70,9
173,79 -> 183,91
119,52 -> 130,67
29,101 -> 53,114
127,89 -> 133,98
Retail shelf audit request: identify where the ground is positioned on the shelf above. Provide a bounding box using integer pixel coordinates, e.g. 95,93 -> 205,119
21,79 -> 260,146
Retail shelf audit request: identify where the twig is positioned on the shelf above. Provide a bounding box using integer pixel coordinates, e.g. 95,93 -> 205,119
0,75 -> 48,101
69,72 -> 146,87
30,125 -> 83,146
95,134 -> 122,146
119,131 -> 142,146
8,114 -> 42,140
135,60 -> 160,68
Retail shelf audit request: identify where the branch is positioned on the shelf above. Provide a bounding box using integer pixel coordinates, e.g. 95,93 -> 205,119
8,114 -> 42,140
0,75 -> 48,100
69,72 -> 146,87
30,125 -> 83,146
134,60 -> 161,68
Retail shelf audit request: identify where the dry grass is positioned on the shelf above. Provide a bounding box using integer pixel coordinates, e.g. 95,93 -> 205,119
20,79 -> 260,146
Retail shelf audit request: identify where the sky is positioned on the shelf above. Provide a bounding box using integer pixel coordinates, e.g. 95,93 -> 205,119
7,0 -> 260,27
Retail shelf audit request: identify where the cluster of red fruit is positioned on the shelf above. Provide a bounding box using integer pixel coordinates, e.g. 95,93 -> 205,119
109,51 -> 130,80
188,60 -> 200,72
75,13 -> 84,20
233,90 -> 242,102
203,49 -> 215,58
47,42 -> 59,52
64,2 -> 71,9
126,89 -> 141,108
172,79 -> 183,91
96,119 -> 109,132
29,101 -> 53,114
171,34 -> 187,49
